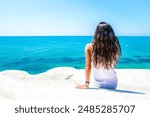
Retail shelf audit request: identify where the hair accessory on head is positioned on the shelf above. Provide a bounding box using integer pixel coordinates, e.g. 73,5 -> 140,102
99,23 -> 106,27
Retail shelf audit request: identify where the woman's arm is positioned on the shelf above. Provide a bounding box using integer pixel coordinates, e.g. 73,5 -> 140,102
76,44 -> 92,89
85,44 -> 92,87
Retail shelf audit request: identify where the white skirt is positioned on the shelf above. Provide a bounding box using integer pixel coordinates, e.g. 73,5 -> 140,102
92,67 -> 118,89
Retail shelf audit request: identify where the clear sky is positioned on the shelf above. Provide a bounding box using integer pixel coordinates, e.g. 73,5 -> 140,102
0,0 -> 150,36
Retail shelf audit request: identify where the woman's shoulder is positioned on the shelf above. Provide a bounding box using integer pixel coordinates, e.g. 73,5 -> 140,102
85,43 -> 93,55
85,43 -> 92,50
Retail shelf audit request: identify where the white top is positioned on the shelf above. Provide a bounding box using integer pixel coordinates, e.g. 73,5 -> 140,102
92,65 -> 118,89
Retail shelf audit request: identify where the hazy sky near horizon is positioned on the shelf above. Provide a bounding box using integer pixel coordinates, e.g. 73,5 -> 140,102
0,0 -> 150,36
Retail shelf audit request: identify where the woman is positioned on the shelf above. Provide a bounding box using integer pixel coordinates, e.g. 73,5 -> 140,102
76,22 -> 121,89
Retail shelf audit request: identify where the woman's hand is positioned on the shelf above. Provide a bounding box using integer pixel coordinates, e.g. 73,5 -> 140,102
76,84 -> 89,89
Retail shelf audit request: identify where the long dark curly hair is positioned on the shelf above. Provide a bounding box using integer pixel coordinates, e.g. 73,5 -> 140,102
92,22 -> 121,69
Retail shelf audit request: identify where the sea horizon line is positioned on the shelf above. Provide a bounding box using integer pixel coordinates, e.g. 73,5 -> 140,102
0,35 -> 150,37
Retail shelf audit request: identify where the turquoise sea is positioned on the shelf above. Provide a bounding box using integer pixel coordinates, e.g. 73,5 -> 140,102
0,36 -> 150,74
